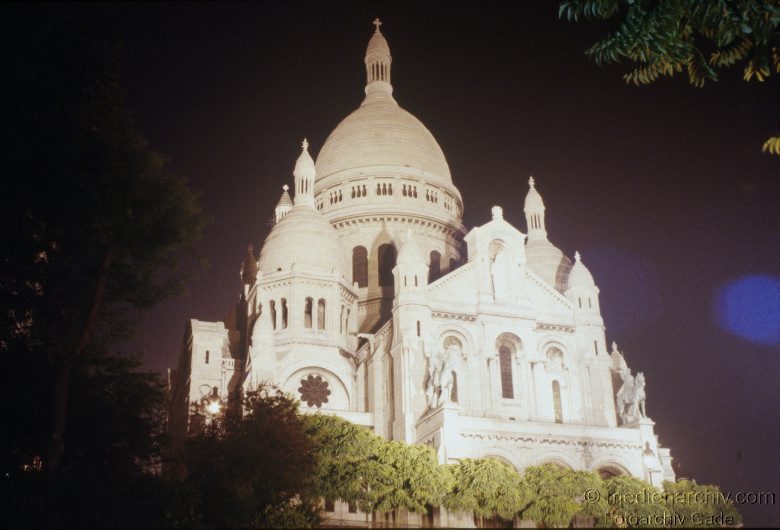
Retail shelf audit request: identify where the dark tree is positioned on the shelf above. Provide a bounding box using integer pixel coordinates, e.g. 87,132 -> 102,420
171,387 -> 319,528
0,353 -> 171,527
0,5 -> 206,473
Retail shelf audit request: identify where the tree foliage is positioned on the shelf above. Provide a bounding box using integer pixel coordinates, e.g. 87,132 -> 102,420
303,413 -> 391,513
663,478 -> 742,527
375,441 -> 454,514
603,475 -> 670,528
171,387 -> 319,528
444,458 -> 528,522
519,464 -> 607,528
0,353 -> 170,527
559,0 -> 780,86
559,0 -> 780,154
0,4 -> 206,472
304,413 -> 451,516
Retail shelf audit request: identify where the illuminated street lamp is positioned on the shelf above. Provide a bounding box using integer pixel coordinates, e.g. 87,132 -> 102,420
201,386 -> 223,423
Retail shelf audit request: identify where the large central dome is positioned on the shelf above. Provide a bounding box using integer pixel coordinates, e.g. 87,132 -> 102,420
313,20 -> 462,215
315,98 -> 453,186
308,21 -> 466,333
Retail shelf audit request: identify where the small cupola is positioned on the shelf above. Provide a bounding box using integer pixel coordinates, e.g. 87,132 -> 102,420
294,139 -> 316,207
364,18 -> 393,100
524,176 -> 547,241
274,184 -> 293,224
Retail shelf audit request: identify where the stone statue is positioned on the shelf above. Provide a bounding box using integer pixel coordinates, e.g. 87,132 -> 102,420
615,370 -> 647,424
490,246 -> 511,300
423,342 -> 442,409
632,372 -> 647,418
615,372 -> 634,424
423,339 -> 458,409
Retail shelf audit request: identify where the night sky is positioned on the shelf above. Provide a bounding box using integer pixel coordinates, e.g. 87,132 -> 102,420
74,2 -> 778,525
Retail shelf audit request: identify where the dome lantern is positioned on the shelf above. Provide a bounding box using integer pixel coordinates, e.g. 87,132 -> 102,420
274,184 -> 293,224
364,18 -> 393,100
524,176 -> 547,242
294,138 -> 316,207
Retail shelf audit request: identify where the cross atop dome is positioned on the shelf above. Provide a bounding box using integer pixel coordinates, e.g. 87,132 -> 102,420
529,176 -> 536,188
302,138 -> 309,151
373,18 -> 382,31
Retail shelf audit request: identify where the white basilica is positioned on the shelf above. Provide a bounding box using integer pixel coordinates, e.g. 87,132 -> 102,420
168,20 -> 675,526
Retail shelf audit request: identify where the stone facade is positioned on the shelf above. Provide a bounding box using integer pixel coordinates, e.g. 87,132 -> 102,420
168,19 -> 674,528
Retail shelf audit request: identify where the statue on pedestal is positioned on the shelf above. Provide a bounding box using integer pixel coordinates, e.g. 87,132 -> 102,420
424,338 -> 458,409
615,370 -> 647,424
611,342 -> 647,425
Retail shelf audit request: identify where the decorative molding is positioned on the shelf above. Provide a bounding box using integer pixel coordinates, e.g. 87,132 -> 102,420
432,311 -> 477,322
460,432 -> 642,451
330,214 -> 464,238
536,322 -> 575,334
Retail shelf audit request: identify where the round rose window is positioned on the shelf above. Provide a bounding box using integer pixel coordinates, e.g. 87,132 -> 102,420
298,374 -> 331,408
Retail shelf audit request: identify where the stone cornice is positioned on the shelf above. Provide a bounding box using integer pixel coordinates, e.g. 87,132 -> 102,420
329,212 -> 466,238
535,322 -> 575,334
432,311 -> 477,322
460,432 -> 643,451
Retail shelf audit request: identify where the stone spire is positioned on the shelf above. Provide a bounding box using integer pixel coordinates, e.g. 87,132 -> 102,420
293,139 -> 316,207
364,18 -> 393,100
524,176 -> 547,242
274,184 -> 293,224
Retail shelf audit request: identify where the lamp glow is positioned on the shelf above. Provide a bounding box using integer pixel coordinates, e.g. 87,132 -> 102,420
206,400 -> 221,415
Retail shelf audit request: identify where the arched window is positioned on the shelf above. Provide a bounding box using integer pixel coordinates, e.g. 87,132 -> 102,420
552,381 -> 563,423
340,305 -> 344,333
429,250 -> 441,282
352,246 -> 368,287
499,346 -> 514,399
449,257 -> 457,272
378,244 -> 396,287
269,300 -> 277,330
317,299 -> 326,330
281,298 -> 288,329
345,308 -> 350,334
205,350 -> 210,364
304,297 -> 313,328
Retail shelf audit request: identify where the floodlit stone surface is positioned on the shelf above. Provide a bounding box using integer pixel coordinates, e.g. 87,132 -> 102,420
168,19 -> 675,528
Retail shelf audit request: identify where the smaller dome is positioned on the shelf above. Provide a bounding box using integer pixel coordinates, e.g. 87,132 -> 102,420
525,239 -> 571,291
524,176 -> 544,211
258,206 -> 348,276
567,251 -> 596,289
